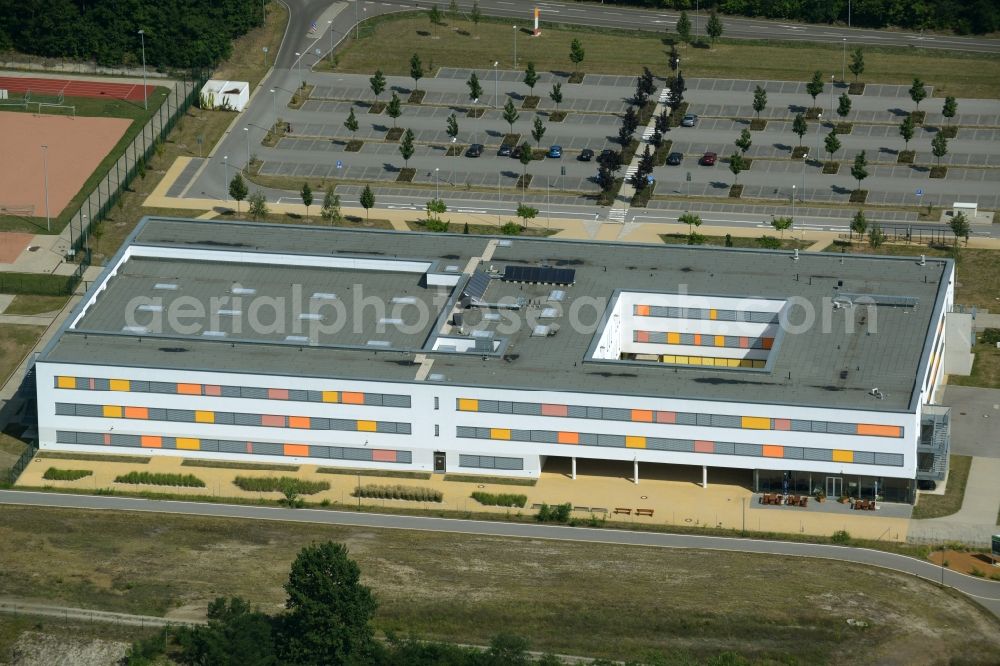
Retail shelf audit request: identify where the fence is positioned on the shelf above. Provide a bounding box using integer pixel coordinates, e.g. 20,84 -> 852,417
3,443 -> 37,486
0,260 -> 88,295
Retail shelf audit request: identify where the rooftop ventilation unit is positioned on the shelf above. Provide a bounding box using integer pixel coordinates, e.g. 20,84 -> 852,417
502,265 -> 575,285
366,340 -> 391,348
548,289 -> 566,302
531,325 -> 554,337
153,283 -> 178,290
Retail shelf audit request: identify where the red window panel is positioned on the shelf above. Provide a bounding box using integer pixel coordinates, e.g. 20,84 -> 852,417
261,414 -> 286,427
204,385 -> 222,396
541,403 -> 569,417
268,388 -> 289,400
694,440 -> 714,453
655,411 -> 676,424
773,418 -> 791,431
372,449 -> 398,462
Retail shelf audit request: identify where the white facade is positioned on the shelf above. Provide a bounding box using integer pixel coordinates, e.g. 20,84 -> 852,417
199,80 -> 250,112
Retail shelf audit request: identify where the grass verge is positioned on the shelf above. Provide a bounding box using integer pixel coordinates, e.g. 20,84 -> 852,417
36,451 -> 150,464
912,455 -> 971,520
0,324 -> 46,387
2,294 -> 70,315
443,474 -> 537,486
661,233 -> 810,250
949,342 -> 1000,389
181,459 -> 299,471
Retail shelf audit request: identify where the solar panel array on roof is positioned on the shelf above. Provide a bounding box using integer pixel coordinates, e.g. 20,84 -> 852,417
463,271 -> 491,302
502,265 -> 576,285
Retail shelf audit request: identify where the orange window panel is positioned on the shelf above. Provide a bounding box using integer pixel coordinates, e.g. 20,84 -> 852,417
103,433 -> 111,445
739,337 -> 749,349
631,409 -> 653,423
288,416 -> 311,429
175,437 -> 200,450
762,445 -> 784,458
194,410 -> 215,424
694,440 -> 714,453
741,416 -> 771,430
693,333 -> 702,346
284,443 -> 309,457
322,391 -> 339,403
832,449 -> 854,463
109,379 -> 130,392
667,332 -> 681,344
102,405 -> 122,418
557,431 -> 579,444
490,428 -> 511,440
773,418 -> 791,431
124,406 -> 148,420
625,435 -> 646,449
357,420 -> 377,432
56,376 -> 76,389
541,403 -> 568,417
762,337 -> 774,350
655,411 -> 676,424
177,383 -> 202,395
857,423 -> 902,438
342,391 -> 365,405
458,398 -> 479,412
635,304 -> 650,316
261,414 -> 286,427
714,335 -> 725,347
636,330 -> 650,343
268,388 -> 289,400
140,435 -> 162,449
372,449 -> 398,462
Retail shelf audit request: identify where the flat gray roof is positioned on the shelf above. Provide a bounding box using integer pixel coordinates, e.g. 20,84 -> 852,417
41,217 -> 951,412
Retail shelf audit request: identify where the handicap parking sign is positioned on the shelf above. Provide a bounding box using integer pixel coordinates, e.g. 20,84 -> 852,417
336,160 -> 343,169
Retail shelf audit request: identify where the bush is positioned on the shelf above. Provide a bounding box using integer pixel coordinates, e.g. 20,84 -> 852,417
980,328 -> 1000,345
114,471 -> 205,487
756,235 -> 782,249
471,491 -> 528,508
500,221 -> 522,235
42,467 -> 93,481
233,476 -> 330,495
536,502 -> 572,523
420,217 -> 449,232
353,484 -> 442,503
831,530 -> 852,545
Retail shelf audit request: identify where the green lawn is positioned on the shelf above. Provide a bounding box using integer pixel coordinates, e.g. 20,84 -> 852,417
912,455 -> 972,520
949,343 -> 1000,389
0,505 -> 998,663
0,324 -> 46,387
2,294 -> 70,316
661,232 -> 811,250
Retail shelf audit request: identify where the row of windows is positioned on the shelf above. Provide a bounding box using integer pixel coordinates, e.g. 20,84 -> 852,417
634,304 -> 779,324
458,454 -> 524,471
55,403 -> 411,435
634,331 -> 774,350
55,431 -> 412,463
456,399 -> 903,438
455,426 -> 904,467
55,376 -> 410,408
658,355 -> 767,369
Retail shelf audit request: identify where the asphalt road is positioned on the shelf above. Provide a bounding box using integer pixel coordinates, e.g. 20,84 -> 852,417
3,489 -> 999,619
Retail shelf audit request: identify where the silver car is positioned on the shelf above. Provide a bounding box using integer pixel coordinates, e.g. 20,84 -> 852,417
681,113 -> 698,127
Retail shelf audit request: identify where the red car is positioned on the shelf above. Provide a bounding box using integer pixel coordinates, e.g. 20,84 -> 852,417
700,151 -> 718,166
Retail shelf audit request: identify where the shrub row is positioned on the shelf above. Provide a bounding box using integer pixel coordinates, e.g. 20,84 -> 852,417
536,502 -> 572,523
233,476 -> 330,495
114,471 -> 205,487
42,467 -> 93,481
353,484 -> 442,503
471,491 -> 528,508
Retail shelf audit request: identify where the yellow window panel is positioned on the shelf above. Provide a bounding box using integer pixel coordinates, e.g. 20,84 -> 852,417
715,335 -> 725,347
322,391 -> 339,403
490,428 -> 511,440
357,420 -> 377,432
741,416 -> 771,430
709,308 -> 718,320
662,355 -> 676,363
195,410 -> 215,424
832,449 -> 854,463
625,435 -> 646,449
109,379 -> 130,392
57,376 -> 76,389
667,332 -> 681,344
175,438 -> 200,450
102,405 -> 122,418
727,358 -> 741,367
676,356 -> 688,364
458,398 -> 479,412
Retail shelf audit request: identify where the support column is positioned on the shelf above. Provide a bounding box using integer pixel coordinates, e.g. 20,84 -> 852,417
571,456 -> 577,480
633,459 -> 639,485
702,465 -> 708,488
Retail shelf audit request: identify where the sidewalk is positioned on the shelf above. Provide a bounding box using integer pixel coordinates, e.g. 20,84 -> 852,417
907,457 -> 1000,547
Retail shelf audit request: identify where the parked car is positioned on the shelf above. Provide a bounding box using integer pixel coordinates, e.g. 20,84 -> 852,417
681,113 -> 698,127
666,152 -> 683,166
497,144 -> 512,157
578,148 -> 594,161
511,145 -> 524,159
547,145 -> 563,158
699,151 -> 717,166
466,143 -> 483,158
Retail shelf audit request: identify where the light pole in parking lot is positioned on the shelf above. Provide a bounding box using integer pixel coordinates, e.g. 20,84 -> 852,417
791,185 -> 796,219
243,127 -> 251,171
294,52 -> 301,82
512,26 -> 518,69
435,168 -> 440,200
269,88 -> 276,133
801,152 -> 807,204
830,75 -> 835,117
815,113 -> 823,166
493,61 -> 499,109
842,38 -> 847,83
222,155 -> 229,201
138,29 -> 147,110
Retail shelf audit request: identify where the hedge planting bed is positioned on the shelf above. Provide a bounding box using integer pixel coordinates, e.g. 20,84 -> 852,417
353,483 -> 443,502
471,491 -> 528,507
233,476 -> 330,495
114,471 -> 205,487
42,467 -> 93,481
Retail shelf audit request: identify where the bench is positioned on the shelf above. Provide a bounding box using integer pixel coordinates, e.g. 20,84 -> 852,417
614,507 -> 632,516
590,507 -> 608,514
572,506 -> 591,512
635,508 -> 654,517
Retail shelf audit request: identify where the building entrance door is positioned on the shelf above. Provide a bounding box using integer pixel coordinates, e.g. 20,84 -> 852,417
826,476 -> 843,498
433,452 -> 446,473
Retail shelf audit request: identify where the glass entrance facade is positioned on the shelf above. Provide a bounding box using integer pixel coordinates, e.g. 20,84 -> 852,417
754,469 -> 914,504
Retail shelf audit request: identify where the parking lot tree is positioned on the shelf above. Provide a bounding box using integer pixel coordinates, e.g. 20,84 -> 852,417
728,152 -> 746,184
792,113 -> 808,146
467,71 -> 483,104
617,124 -> 633,148
868,223 -> 885,249
770,215 -> 793,238
706,10 -> 723,43
369,70 -> 386,102
248,190 -> 268,221
851,150 -> 869,190
639,145 -> 655,174
675,71 -> 686,93
655,109 -> 670,135
942,96 -> 957,127
824,129 -> 841,161
399,129 -> 415,168
426,198 -> 447,221
387,91 -> 402,128
679,211 -> 701,241
633,83 -> 648,107
228,173 -> 247,214
849,48 -> 865,81
650,127 -> 663,148
569,39 -> 585,74
344,107 -> 359,137
806,70 -> 824,108
410,53 -> 424,91
640,67 -> 656,97
752,85 -> 767,119
909,77 -> 927,109
676,11 -> 691,44
623,105 -> 639,136
518,141 -> 533,177
596,165 -> 615,192
428,4 -> 442,26
735,128 -> 752,155
523,62 -> 538,94
516,202 -> 539,229
899,113 -> 915,150
931,131 -> 948,165
850,209 -> 867,240
549,82 -> 563,110
837,92 -> 852,120
446,113 -> 459,143
300,182 -> 313,218
949,211 -> 970,246
599,149 -> 623,173
360,185 -> 375,219
503,99 -> 520,133
669,45 -> 680,72
321,186 -> 342,224
471,1 -> 482,33
532,116 -> 546,147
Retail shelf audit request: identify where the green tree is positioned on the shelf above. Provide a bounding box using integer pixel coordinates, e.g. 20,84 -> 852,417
549,82 -> 563,111
426,198 -> 447,221
428,4 -> 442,26
531,116 -> 546,147
837,92 -> 852,120
569,38 -> 585,72
360,184 -> 375,219
487,633 -> 532,665
446,113 -> 459,143
850,209 -> 867,240
386,91 -> 402,128
248,190 -> 268,220
518,141 -> 533,178
471,1 -> 481,33
399,128 -> 415,168
176,597 -> 277,666
949,211 -> 970,245
278,542 -> 377,665
320,186 -> 342,224
516,202 -> 538,229
752,85 -> 767,119
899,113 -> 915,150
824,130 -> 841,161
735,128 -> 752,155
676,11 -> 691,44
503,98 -> 519,133
849,48 -> 864,81
728,152 -> 746,184
851,150 -> 869,190
909,77 -> 927,109
931,131 -> 948,165
300,182 -> 313,218
868,223 -> 885,249
942,96 -> 957,126
792,113 -> 808,146
679,211 -> 701,241
369,69 -> 386,102
771,215 -> 793,238
449,0 -> 458,16
706,10 -> 723,43
344,107 -> 359,137
523,61 -> 538,94
228,173 -> 248,214
409,53 -> 424,91
467,71 -> 483,103
806,70 -> 824,107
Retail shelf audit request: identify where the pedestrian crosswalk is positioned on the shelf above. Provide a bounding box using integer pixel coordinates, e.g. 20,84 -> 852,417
658,89 -> 673,104
608,207 -> 627,223
625,165 -> 639,177
641,127 -> 655,140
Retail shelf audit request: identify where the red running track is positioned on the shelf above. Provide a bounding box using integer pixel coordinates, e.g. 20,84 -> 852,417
0,76 -> 153,102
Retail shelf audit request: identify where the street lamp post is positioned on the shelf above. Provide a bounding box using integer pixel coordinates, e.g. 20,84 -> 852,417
512,26 -> 518,69
792,184 -> 796,219
269,88 -> 277,133
493,61 -> 499,109
801,152 -> 808,202
41,145 -> 50,232
435,168 -> 440,200
138,29 -> 147,110
328,20 -> 335,62
243,127 -> 251,171
294,52 -> 301,83
842,38 -> 847,83
830,75 -> 835,117
815,113 -> 823,165
223,155 -> 229,201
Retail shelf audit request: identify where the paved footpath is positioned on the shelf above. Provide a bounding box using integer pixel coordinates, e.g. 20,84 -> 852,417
908,457 -> 1000,547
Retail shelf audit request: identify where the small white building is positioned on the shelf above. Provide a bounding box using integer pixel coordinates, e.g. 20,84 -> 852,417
199,80 -> 250,112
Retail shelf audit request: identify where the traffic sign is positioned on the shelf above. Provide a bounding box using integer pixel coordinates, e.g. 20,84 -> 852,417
915,188 -> 924,196
336,160 -> 343,169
